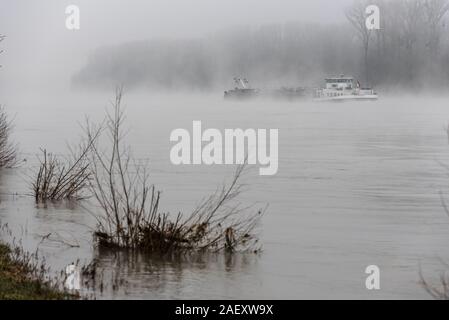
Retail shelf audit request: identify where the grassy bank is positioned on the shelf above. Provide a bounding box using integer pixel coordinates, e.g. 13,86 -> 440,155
0,243 -> 71,300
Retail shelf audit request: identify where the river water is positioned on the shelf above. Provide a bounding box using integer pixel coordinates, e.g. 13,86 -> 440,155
1,91 -> 449,299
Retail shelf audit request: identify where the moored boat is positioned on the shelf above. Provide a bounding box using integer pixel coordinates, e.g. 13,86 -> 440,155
314,76 -> 378,102
224,77 -> 260,100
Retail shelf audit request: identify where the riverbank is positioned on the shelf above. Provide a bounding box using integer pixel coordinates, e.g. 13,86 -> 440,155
0,242 -> 72,300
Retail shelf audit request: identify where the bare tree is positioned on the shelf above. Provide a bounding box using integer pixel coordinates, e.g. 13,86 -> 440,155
0,34 -> 4,68
0,35 -> 17,168
345,1 -> 375,83
423,0 -> 449,56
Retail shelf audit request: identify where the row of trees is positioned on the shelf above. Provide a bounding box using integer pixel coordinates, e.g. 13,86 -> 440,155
73,0 -> 449,91
347,0 -> 449,87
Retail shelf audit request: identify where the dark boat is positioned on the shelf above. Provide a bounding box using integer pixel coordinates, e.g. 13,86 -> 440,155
224,78 -> 260,100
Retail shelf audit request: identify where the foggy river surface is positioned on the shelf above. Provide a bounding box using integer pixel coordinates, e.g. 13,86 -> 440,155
1,91 -> 449,299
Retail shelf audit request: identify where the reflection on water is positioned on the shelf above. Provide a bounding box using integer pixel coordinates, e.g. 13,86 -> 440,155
83,248 -> 260,299
1,92 -> 449,299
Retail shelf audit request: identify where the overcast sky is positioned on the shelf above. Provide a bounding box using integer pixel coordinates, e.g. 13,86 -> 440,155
0,0 -> 354,91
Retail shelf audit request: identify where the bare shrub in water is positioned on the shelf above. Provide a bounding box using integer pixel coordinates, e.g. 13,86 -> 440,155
33,150 -> 90,202
0,106 -> 17,168
0,37 -> 18,168
86,88 -> 263,253
32,131 -> 100,202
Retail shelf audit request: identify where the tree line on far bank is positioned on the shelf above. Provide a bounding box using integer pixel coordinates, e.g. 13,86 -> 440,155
73,0 -> 449,91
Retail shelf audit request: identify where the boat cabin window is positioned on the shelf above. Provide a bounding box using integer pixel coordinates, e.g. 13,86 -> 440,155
325,78 -> 354,90
326,78 -> 353,84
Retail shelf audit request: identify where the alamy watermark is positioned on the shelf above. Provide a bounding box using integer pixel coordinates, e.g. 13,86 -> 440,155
170,121 -> 279,176
366,5 -> 380,30
65,5 -> 80,30
365,265 -> 380,290
64,262 -> 81,291
63,4 -> 379,31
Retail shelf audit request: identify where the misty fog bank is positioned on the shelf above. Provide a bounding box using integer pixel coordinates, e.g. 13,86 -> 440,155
72,24 -> 355,91
72,0 -> 449,92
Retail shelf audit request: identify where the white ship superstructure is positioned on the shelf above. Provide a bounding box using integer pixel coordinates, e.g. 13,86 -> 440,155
314,76 -> 378,101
